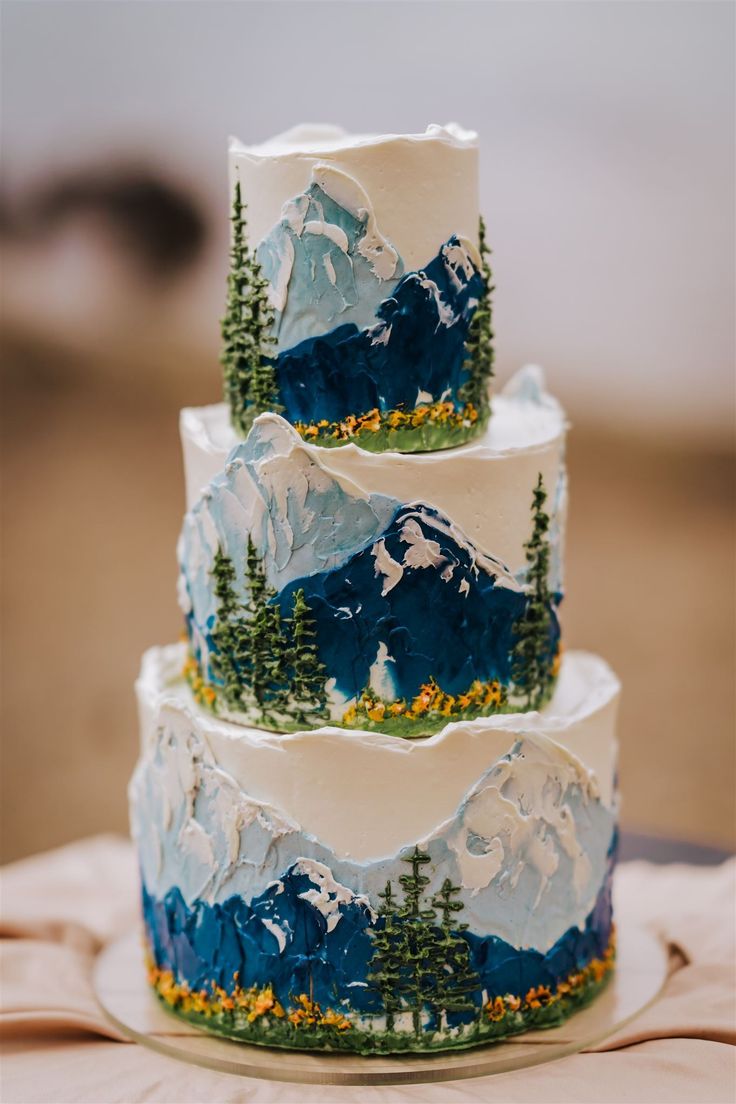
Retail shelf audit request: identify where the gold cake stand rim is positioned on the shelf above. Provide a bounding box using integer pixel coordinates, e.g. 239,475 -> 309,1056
93,922 -> 669,1086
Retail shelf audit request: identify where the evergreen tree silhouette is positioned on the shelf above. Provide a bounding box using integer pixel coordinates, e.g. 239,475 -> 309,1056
284,588 -> 328,725
220,182 -> 281,436
209,547 -> 245,710
460,214 -> 495,412
511,473 -> 554,708
398,846 -> 437,1037
242,536 -> 288,720
430,878 -> 478,1026
367,847 -> 483,1037
366,881 -> 405,1033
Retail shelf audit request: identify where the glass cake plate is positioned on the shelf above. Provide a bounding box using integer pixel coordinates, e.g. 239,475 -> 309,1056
94,917 -> 668,1086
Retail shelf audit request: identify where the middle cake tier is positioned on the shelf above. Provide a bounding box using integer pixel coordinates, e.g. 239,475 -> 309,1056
178,366 -> 567,736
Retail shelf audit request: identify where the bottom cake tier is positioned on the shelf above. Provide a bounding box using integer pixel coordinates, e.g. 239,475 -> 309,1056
130,644 -> 620,1055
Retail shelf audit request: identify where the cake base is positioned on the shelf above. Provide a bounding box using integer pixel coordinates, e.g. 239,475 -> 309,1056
94,922 -> 667,1086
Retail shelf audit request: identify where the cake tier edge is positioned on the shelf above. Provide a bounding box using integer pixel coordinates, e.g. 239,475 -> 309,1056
130,643 -> 619,1054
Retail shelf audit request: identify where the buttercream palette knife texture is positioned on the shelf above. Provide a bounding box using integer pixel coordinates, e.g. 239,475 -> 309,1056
130,124 -> 620,1054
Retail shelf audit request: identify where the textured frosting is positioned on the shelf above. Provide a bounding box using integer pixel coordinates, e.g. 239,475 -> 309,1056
136,645 -> 619,864
182,365 -> 566,552
226,124 -> 489,452
130,643 -> 618,1050
230,124 -> 479,272
177,367 -> 567,733
131,117 -> 620,1053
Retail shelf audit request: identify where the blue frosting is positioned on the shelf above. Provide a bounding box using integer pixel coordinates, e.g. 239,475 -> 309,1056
275,502 -> 560,702
180,417 -> 560,707
274,237 -> 483,425
135,727 -> 614,956
141,840 -> 615,1023
257,182 -> 404,351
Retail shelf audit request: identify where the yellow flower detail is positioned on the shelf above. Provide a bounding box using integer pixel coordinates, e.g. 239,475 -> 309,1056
486,995 -> 506,1022
359,409 -> 381,433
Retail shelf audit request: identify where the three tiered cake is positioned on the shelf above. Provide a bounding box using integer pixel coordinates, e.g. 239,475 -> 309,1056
130,124 -> 620,1054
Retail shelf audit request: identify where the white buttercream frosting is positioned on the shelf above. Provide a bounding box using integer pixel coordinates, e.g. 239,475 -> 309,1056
136,644 -> 619,863
132,643 -> 618,950
180,366 -> 567,589
229,124 -> 479,271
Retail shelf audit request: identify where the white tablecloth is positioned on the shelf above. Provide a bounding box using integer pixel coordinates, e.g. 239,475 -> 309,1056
1,836 -> 734,1103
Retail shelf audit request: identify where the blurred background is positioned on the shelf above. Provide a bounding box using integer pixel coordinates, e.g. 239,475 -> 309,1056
1,0 -> 734,863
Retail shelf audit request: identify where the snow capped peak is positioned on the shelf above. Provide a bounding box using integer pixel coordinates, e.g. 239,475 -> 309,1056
399,516 -> 445,570
292,859 -> 376,931
369,500 -> 523,618
446,737 -> 600,918
256,169 -> 404,351
399,504 -> 523,593
240,410 -> 298,463
442,237 -> 482,287
178,414 -> 401,668
311,162 -> 401,282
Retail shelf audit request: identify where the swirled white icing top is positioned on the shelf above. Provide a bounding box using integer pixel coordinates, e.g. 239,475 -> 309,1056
229,123 -> 479,268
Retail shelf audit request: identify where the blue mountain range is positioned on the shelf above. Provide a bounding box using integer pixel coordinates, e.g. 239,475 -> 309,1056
142,839 -> 615,1024
275,501 -> 559,704
274,236 -> 484,426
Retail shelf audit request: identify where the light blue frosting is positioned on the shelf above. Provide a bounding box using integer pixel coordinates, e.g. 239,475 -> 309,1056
178,416 -> 400,665
133,730 -> 614,954
257,182 -> 404,351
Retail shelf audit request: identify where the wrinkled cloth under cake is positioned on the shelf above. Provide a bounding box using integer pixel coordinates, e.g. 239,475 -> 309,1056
1,837 -> 734,1103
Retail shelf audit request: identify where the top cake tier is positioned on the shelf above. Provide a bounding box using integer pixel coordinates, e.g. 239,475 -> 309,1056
224,124 -> 491,453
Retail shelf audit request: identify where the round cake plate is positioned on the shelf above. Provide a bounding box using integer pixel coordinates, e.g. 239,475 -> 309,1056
94,924 -> 668,1087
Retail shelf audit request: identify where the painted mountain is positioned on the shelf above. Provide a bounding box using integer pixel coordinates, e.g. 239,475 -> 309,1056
178,415 -> 560,732
131,725 -> 614,955
257,168 -> 405,351
254,166 -> 485,436
276,500 -> 557,706
273,237 -> 484,427
141,849 -> 614,1027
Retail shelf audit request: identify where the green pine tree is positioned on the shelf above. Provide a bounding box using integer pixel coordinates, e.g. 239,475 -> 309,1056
220,182 -> 281,437
284,588 -> 328,725
398,846 -> 438,1037
366,881 -> 406,1033
460,214 -> 495,413
241,536 -> 289,721
209,547 -> 245,710
511,473 -> 555,709
367,847 -> 482,1037
430,878 -> 478,1026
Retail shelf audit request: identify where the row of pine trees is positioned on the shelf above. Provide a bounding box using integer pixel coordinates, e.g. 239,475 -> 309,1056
367,846 -> 478,1035
209,538 -> 328,725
